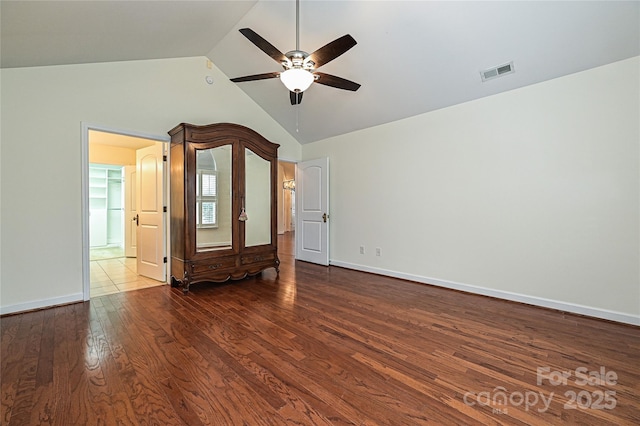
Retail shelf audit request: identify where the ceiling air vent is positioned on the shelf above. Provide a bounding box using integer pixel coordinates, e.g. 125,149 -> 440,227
480,61 -> 514,82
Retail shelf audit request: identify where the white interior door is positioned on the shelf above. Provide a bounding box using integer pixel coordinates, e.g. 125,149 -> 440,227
124,165 -> 136,257
136,144 -> 166,281
296,157 -> 329,265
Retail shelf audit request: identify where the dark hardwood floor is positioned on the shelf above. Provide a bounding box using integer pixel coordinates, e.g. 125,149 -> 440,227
2,233 -> 639,425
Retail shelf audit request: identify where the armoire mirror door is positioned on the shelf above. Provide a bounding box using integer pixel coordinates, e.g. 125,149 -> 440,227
244,147 -> 272,247
195,144 -> 233,252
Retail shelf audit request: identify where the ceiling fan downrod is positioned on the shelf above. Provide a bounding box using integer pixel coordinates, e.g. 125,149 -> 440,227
295,0 -> 300,51
281,0 -> 314,93
284,0 -> 313,74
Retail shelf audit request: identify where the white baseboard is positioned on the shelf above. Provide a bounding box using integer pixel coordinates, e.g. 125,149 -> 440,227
0,293 -> 84,316
329,260 -> 640,326
3,264 -> 638,327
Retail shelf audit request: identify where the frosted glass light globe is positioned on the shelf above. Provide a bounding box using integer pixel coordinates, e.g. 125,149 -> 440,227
280,68 -> 314,92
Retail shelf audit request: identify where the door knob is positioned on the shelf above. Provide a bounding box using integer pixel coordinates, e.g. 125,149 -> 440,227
133,214 -> 139,226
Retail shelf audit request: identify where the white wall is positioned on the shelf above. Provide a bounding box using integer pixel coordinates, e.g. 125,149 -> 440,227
302,57 -> 639,325
0,56 -> 301,313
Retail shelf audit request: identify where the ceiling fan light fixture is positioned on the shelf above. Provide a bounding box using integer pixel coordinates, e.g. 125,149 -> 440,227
280,68 -> 314,92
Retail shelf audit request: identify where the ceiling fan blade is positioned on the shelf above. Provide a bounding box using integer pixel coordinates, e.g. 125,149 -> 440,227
230,72 -> 280,83
289,91 -> 303,105
313,72 -> 361,91
307,34 -> 357,69
239,28 -> 288,64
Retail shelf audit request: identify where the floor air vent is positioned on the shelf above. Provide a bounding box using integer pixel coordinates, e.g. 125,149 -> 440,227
480,61 -> 514,82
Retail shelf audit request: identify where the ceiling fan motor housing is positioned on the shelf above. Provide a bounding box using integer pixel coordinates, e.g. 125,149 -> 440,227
283,50 -> 314,71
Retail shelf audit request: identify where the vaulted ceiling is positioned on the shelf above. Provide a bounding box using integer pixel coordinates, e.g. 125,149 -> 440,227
2,1 -> 638,144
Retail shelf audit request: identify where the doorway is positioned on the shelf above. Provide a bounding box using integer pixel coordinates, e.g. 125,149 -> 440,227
82,124 -> 170,300
88,163 -> 124,255
278,160 -> 296,255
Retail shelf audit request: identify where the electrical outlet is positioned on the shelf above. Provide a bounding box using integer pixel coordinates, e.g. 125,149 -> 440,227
360,246 -> 365,255
376,247 -> 381,256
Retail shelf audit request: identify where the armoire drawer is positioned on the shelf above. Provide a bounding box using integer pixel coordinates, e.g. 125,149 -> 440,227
190,257 -> 237,275
240,252 -> 276,266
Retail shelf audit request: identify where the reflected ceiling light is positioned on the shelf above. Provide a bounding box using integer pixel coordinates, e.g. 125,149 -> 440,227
283,179 -> 296,190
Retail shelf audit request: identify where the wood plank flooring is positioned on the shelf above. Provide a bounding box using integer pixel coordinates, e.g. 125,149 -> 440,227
2,233 -> 639,425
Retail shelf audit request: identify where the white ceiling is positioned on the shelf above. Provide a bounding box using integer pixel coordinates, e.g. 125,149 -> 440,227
2,1 -> 639,144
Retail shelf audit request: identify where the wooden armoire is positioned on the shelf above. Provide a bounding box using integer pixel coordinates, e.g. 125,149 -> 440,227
169,123 -> 280,293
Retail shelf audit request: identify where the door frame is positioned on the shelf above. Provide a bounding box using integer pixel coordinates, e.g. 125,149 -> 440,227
81,122 -> 170,301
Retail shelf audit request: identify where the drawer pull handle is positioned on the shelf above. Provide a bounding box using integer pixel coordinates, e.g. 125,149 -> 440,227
208,263 -> 223,269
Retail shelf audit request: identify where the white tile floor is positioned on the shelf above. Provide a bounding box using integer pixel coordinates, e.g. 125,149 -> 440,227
90,256 -> 165,297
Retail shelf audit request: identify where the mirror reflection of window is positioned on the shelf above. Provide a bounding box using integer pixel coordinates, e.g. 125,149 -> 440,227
196,145 -> 232,251
196,150 -> 217,228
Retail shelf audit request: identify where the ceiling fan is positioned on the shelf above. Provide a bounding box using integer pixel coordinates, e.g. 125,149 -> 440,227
230,0 -> 361,105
